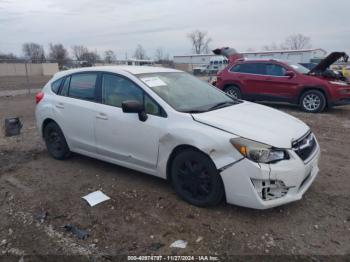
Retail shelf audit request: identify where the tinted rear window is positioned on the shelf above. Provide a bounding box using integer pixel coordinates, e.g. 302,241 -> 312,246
230,63 -> 265,74
68,73 -> 97,101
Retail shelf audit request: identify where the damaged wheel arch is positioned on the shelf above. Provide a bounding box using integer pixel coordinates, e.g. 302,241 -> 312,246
166,144 -> 214,181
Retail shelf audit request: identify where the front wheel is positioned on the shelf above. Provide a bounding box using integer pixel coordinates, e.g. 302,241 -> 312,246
170,149 -> 224,207
224,85 -> 241,99
300,90 -> 326,113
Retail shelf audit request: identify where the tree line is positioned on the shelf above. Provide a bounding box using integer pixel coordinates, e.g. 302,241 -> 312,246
0,43 -> 173,69
0,31 -> 312,69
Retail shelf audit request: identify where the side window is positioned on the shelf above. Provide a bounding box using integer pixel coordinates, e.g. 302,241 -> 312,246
102,74 -> 143,107
51,78 -> 63,94
230,64 -> 242,72
69,73 -> 97,101
144,94 -> 161,116
231,63 -> 264,74
102,74 -> 164,117
60,76 -> 70,96
265,64 -> 286,76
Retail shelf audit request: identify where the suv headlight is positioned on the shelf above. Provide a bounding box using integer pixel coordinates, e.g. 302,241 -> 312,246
329,81 -> 348,86
230,137 -> 289,164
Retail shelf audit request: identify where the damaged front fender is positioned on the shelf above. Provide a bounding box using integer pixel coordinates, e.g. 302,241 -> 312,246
156,122 -> 243,179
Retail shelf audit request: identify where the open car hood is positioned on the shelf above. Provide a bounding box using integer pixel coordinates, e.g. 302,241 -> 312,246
212,47 -> 244,64
309,52 -> 349,74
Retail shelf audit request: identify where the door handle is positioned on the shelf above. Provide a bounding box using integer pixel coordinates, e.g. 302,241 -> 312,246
96,113 -> 108,120
56,103 -> 64,109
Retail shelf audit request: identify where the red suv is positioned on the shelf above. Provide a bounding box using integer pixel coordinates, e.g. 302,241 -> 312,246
215,50 -> 350,113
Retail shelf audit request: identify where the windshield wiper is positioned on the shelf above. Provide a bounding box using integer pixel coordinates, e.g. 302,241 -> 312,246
207,101 -> 235,111
180,109 -> 206,113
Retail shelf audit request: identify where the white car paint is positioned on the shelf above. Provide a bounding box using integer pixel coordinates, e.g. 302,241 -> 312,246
192,101 -> 309,148
35,66 -> 320,209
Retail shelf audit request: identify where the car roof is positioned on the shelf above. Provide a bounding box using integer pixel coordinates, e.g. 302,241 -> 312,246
53,66 -> 181,79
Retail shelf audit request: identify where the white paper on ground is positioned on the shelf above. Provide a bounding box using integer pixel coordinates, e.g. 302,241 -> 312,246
169,240 -> 188,249
140,77 -> 167,87
82,190 -> 110,207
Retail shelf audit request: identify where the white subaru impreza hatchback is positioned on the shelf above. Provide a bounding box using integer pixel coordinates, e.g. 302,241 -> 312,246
35,66 -> 320,209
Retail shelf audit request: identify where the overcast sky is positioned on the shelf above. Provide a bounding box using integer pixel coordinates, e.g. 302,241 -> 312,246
0,0 -> 349,59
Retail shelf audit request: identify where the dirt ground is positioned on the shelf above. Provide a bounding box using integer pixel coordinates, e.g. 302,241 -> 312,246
0,76 -> 51,91
0,93 -> 349,261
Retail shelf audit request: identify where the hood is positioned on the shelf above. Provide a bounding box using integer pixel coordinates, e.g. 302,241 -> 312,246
192,102 -> 309,148
309,52 -> 349,74
213,47 -> 244,64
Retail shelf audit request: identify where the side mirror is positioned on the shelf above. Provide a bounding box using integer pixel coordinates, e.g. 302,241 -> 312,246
285,71 -> 296,79
122,100 -> 148,122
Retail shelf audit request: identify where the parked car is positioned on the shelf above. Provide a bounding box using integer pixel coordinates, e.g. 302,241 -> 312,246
215,51 -> 350,113
193,64 -> 209,75
35,66 -> 320,209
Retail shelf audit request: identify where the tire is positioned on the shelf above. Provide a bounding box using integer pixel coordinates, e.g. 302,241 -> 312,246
224,85 -> 241,99
300,90 -> 326,113
43,122 -> 71,160
170,149 -> 224,207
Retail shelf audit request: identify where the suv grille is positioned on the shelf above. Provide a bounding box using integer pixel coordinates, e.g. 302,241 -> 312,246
292,132 -> 317,162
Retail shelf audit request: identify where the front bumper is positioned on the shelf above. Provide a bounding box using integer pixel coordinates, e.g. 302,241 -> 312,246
220,144 -> 320,209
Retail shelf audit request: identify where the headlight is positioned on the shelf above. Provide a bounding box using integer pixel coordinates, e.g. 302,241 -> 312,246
329,81 -> 348,86
230,137 -> 289,163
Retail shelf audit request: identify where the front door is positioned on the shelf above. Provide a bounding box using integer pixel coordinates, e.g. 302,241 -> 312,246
94,73 -> 167,173
256,63 -> 299,102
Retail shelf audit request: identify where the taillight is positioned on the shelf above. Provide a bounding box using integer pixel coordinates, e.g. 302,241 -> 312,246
35,91 -> 44,104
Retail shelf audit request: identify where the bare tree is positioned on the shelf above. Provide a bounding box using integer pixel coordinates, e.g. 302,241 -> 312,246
283,34 -> 311,50
22,42 -> 45,63
187,30 -> 212,54
154,48 -> 164,62
133,44 -> 147,60
104,50 -> 116,64
71,45 -> 100,65
49,43 -> 68,68
81,50 -> 100,65
71,45 -> 89,61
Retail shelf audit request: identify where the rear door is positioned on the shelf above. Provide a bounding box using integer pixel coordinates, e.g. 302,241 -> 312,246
229,62 -> 266,100
53,72 -> 99,154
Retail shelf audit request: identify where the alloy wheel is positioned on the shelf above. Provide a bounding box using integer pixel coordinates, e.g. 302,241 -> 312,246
226,89 -> 238,98
303,94 -> 321,111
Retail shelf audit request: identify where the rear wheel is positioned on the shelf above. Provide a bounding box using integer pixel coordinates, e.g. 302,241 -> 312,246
300,90 -> 326,113
170,149 -> 224,207
224,85 -> 241,99
43,122 -> 71,160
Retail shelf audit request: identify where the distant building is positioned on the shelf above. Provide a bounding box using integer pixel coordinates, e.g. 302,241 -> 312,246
242,48 -> 327,64
174,48 -> 327,72
173,54 -> 227,72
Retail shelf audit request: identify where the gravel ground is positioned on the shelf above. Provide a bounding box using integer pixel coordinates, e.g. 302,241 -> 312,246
0,94 -> 349,261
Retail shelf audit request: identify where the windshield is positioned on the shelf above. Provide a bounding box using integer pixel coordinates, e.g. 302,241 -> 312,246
137,72 -> 238,113
286,62 -> 310,74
